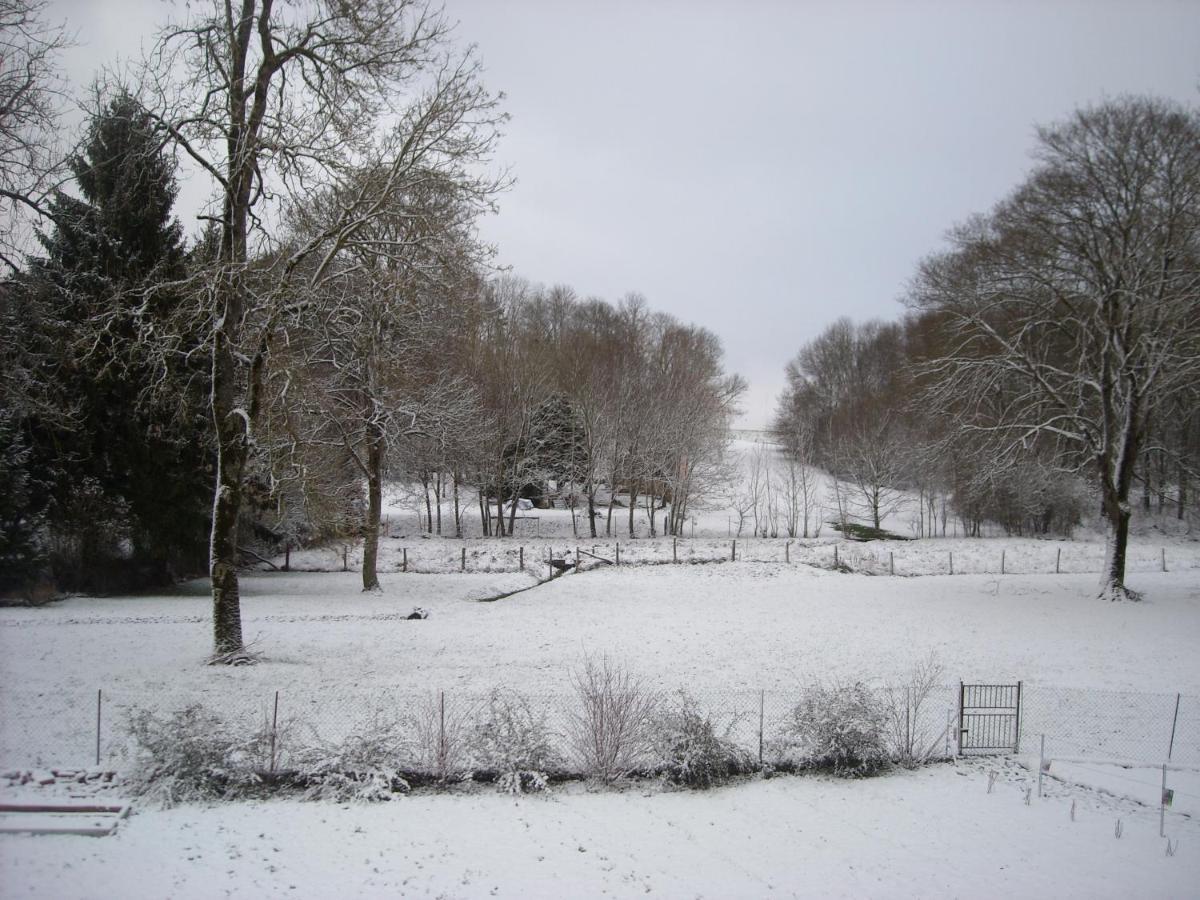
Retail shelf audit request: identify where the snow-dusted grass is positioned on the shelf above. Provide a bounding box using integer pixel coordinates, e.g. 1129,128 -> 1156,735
1,764 -> 1195,899
2,555 -> 1199,769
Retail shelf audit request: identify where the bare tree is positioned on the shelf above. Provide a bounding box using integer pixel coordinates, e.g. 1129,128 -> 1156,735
143,0 -> 504,658
0,0 -> 69,270
913,98 -> 1200,600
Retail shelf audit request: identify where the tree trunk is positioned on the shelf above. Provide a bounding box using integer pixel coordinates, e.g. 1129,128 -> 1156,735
587,486 -> 597,538
1100,493 -> 1132,599
495,463 -> 506,537
422,473 -> 433,533
209,314 -> 248,657
361,421 -> 384,593
628,480 -> 638,538
434,471 -> 443,535
453,471 -> 461,538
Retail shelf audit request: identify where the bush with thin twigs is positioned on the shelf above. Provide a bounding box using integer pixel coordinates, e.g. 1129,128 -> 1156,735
780,681 -> 889,777
652,691 -> 754,788
884,653 -> 950,767
295,709 -> 411,801
470,689 -> 560,794
124,704 -> 272,805
409,691 -> 473,783
568,655 -> 660,783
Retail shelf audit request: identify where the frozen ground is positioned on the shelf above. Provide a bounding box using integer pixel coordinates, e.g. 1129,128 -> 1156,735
1,763 -> 1196,899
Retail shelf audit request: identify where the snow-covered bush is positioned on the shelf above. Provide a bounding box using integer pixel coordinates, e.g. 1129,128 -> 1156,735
125,704 -> 269,805
568,655 -> 659,783
652,692 -> 752,788
781,681 -> 889,777
470,689 -> 560,794
296,710 -> 411,801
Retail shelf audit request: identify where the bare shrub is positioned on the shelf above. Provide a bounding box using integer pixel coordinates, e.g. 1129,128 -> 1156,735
296,708 -> 411,801
885,653 -> 950,767
470,689 -> 560,794
652,692 -> 753,788
780,681 -> 889,777
568,655 -> 659,782
124,704 -> 269,805
409,691 -> 472,782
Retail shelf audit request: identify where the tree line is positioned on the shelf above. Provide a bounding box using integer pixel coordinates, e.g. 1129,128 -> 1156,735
775,97 -> 1200,601
0,0 -> 742,661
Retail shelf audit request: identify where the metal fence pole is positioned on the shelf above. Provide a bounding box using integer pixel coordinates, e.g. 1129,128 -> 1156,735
1160,764 -> 1167,837
758,690 -> 765,765
270,690 -> 279,773
1014,681 -> 1023,753
1038,734 -> 1046,798
1168,692 -> 1181,761
95,689 -> 102,767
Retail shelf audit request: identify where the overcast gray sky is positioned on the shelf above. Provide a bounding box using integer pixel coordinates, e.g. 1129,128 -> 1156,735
51,0 -> 1200,426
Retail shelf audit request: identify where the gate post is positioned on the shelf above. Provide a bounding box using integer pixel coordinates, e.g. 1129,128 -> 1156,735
1013,680 -> 1023,753
957,681 -> 965,756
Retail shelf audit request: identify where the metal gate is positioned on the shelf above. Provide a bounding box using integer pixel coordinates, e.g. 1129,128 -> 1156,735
958,682 -> 1022,753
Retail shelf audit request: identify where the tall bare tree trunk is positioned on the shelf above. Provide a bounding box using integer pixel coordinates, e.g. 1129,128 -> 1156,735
628,479 -> 638,538
434,471 -> 443,535
210,317 -> 247,656
361,421 -> 384,592
1100,401 -> 1142,601
453,471 -> 462,538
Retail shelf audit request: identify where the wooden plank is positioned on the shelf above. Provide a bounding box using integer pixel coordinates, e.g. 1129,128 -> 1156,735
0,802 -> 128,815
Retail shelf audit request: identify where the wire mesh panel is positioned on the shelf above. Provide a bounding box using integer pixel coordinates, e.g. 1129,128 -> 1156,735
1022,685 -> 1195,765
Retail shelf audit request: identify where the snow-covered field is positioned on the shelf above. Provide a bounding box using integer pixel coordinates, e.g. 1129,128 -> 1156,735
3,525 -> 1199,897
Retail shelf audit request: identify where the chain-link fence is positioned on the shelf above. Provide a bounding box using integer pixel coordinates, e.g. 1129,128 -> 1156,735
3,681 -> 1193,775
1022,684 -> 1197,766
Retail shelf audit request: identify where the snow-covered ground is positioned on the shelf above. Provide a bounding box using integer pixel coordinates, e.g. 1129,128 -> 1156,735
2,492 -> 1199,896
1,763 -> 1194,899
2,560 -> 1198,769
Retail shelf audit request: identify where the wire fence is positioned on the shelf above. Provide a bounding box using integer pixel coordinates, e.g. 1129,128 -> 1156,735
2,681 -> 1195,776
282,536 -> 1200,579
